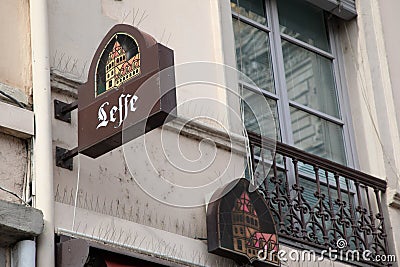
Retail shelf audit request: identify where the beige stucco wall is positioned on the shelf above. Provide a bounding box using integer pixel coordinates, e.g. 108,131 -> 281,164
0,0 -> 32,101
0,0 -> 32,205
0,133 -> 28,204
378,0 -> 400,141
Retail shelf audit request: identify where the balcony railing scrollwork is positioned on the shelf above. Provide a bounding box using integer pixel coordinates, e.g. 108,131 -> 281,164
248,132 -> 390,266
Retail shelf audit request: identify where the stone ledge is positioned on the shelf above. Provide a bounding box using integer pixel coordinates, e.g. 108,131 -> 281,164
0,101 -> 34,139
50,71 -> 81,99
163,116 -> 247,156
0,199 -> 44,246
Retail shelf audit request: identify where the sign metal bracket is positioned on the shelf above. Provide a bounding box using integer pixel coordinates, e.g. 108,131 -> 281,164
54,100 -> 78,123
56,146 -> 79,170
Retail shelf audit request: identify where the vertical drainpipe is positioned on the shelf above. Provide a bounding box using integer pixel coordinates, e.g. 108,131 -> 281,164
29,0 -> 55,266
13,240 -> 36,266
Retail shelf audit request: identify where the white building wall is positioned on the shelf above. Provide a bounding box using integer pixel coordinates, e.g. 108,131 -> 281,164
377,0 -> 400,259
50,0 -> 245,265
379,0 -> 400,135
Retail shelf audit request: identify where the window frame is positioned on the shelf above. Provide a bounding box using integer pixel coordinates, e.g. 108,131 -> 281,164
231,0 -> 358,168
232,0 -> 360,228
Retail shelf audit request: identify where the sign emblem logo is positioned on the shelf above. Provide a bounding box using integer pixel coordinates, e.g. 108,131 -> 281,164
231,191 -> 278,261
96,33 -> 141,97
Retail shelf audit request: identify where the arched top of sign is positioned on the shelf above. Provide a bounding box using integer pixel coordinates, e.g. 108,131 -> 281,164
78,24 -> 176,158
95,33 -> 140,97
206,179 -> 280,267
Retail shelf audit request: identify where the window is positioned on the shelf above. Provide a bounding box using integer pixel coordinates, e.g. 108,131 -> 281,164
231,0 -> 372,254
232,0 -> 348,165
237,240 -> 243,250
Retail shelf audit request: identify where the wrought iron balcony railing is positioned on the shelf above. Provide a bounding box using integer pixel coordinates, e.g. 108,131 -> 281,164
248,132 -> 390,266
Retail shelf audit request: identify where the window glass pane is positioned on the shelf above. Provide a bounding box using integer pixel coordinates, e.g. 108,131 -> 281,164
282,41 -> 339,118
277,0 -> 330,52
290,107 -> 346,164
231,0 -> 267,25
242,89 -> 280,141
233,19 -> 275,93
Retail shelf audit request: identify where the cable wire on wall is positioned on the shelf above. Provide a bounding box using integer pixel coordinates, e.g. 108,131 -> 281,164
0,90 -> 25,108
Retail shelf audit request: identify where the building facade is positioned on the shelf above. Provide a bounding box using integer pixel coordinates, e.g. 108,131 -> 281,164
0,0 -> 400,266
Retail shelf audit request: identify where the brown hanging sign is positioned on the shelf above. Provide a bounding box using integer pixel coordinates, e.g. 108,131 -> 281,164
207,178 -> 280,266
78,24 -> 176,158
